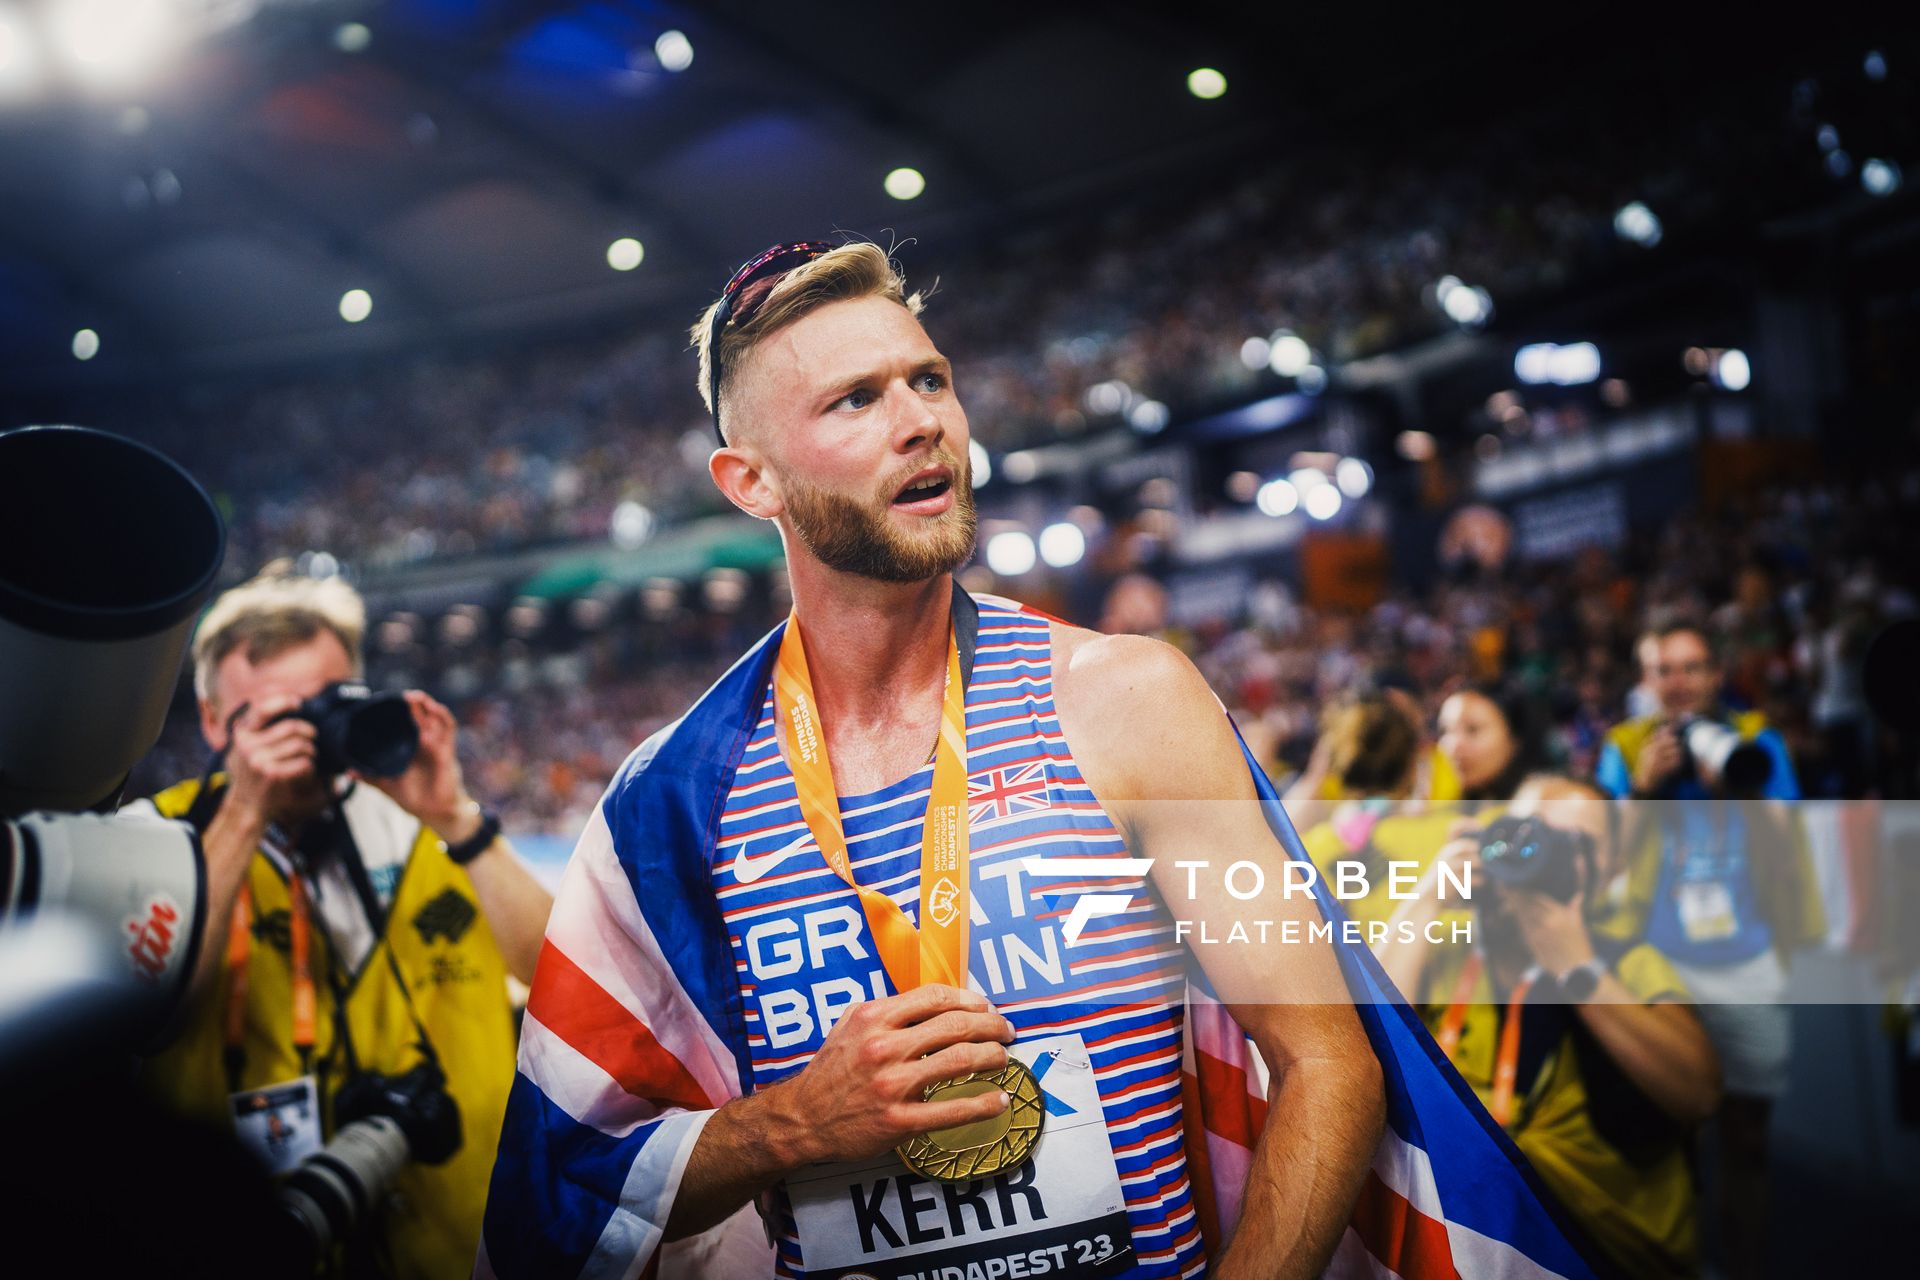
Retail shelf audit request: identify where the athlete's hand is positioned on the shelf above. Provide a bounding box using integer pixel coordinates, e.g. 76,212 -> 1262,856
772,984 -> 1016,1165
221,693 -> 322,828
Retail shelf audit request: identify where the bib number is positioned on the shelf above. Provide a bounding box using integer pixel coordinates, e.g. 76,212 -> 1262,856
788,1035 -> 1133,1280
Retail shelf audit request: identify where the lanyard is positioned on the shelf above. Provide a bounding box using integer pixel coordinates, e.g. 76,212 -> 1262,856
223,874 -> 317,1089
1436,952 -> 1538,1128
773,614 -> 971,992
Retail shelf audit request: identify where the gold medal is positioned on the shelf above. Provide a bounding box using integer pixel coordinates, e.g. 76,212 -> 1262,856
896,1057 -> 1045,1183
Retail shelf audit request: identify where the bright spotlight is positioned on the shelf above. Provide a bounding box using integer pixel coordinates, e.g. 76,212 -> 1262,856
986,530 -> 1037,576
969,439 -> 991,488
1084,380 -> 1130,416
0,7 -> 43,100
1288,467 -> 1328,493
1268,332 -> 1312,377
606,237 -> 644,271
884,167 -> 926,200
1128,398 -> 1170,434
1514,341 -> 1601,386
333,22 -> 371,54
1335,457 -> 1372,498
1256,479 -> 1298,517
1438,276 -> 1493,328
1712,348 -> 1751,392
46,0 -> 181,88
1613,201 -> 1663,247
1304,484 -> 1343,521
1039,522 -> 1086,569
1239,335 -> 1271,369
1187,68 -> 1227,100
611,500 -> 655,549
71,328 -> 99,361
339,288 -> 372,323
655,30 -> 693,72
1862,158 -> 1902,197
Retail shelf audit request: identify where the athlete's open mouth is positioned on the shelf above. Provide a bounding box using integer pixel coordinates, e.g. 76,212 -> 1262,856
892,469 -> 953,506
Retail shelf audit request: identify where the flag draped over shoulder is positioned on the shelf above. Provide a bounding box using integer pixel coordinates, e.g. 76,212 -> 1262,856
480,612 -> 1605,1279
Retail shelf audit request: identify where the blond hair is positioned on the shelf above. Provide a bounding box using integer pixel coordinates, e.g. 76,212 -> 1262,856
689,241 -> 924,430
192,570 -> 366,703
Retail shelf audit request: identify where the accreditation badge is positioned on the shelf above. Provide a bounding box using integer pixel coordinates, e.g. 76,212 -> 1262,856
229,1075 -> 322,1174
787,1034 -> 1132,1280
1676,879 -> 1739,943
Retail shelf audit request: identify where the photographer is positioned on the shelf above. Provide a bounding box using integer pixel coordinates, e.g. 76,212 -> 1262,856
130,571 -> 553,1278
1376,776 -> 1722,1279
1594,621 -> 1821,1280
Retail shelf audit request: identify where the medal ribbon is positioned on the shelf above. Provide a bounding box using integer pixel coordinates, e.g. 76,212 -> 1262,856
1435,951 -> 1537,1128
774,615 -> 971,992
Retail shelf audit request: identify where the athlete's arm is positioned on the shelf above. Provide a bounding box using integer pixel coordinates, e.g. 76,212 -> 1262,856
1055,629 -> 1385,1280
664,983 -> 1015,1240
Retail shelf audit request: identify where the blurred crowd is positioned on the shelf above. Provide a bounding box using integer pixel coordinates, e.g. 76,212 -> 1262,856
86,60 -> 1861,577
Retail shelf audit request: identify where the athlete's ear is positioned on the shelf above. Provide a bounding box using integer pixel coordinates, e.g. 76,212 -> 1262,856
710,444 -> 784,521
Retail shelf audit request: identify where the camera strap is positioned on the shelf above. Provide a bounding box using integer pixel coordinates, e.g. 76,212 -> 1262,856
1434,952 -> 1539,1128
222,874 -> 317,1093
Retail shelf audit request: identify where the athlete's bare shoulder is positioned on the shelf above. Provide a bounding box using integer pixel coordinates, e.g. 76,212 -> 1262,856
1048,620 -> 1254,809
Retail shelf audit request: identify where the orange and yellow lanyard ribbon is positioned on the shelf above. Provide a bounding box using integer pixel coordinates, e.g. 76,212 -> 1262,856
774,615 -> 971,992
1436,951 -> 1538,1128
224,874 -> 318,1089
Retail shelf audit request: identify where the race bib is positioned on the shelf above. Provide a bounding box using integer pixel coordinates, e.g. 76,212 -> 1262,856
1676,880 -> 1739,943
788,1034 -> 1133,1280
229,1075 -> 322,1175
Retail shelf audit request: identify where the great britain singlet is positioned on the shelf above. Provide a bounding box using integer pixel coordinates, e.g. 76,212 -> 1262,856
711,595 -> 1206,1278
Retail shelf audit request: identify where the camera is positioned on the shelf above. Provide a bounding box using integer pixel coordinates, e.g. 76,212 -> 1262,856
1675,716 -> 1774,794
0,424 -> 224,1062
277,1061 -> 462,1270
1478,814 -> 1594,904
268,681 -> 419,779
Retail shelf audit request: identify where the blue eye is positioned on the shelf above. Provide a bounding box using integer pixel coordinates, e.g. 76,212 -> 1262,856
915,371 -> 948,393
838,388 -> 876,411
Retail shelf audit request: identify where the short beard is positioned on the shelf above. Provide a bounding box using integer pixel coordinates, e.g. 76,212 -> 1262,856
783,457 -> 978,584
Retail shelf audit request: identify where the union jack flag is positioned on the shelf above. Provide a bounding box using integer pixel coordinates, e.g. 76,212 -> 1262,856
968,760 -> 1053,823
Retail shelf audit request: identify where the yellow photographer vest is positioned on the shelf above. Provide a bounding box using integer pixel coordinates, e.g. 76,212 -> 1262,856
139,777 -> 517,1279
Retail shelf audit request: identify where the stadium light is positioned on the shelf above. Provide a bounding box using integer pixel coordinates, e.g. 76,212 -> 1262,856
1239,336 -> 1271,369
1128,398 -> 1170,434
1865,50 -> 1887,82
1816,124 -> 1841,152
1304,484 -> 1343,521
1712,349 -> 1751,392
1335,457 -> 1372,498
1437,276 -> 1493,328
1514,341 -> 1600,386
969,440 -> 991,488
1862,158 -> 1902,197
1613,201 -> 1662,247
986,530 -> 1037,576
1256,478 -> 1298,517
339,289 -> 372,323
1187,68 -> 1226,99
46,0 -> 183,89
1268,332 -> 1312,377
1297,365 -> 1328,395
611,500 -> 654,549
655,30 -> 693,72
1039,522 -> 1086,569
333,22 -> 370,54
1826,149 -> 1852,179
71,328 -> 99,360
884,167 -> 925,200
0,6 -> 43,100
606,237 -> 644,271
1288,467 -> 1328,494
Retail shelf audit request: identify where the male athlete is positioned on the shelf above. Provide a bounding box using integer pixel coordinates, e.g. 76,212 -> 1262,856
481,242 -> 1384,1279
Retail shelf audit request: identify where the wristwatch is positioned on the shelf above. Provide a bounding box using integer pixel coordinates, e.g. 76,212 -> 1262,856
442,809 -> 502,866
1556,958 -> 1608,1003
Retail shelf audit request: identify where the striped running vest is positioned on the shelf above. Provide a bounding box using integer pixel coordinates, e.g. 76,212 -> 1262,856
712,594 -> 1206,1277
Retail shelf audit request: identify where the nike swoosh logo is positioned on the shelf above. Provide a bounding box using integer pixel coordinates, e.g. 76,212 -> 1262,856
730,830 -> 815,884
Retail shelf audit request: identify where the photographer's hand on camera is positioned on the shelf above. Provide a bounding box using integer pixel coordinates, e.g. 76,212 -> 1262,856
663,983 -> 1016,1240
1376,825 -> 1481,998
354,689 -> 552,983
1507,888 -> 1597,977
1630,724 -> 1685,796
